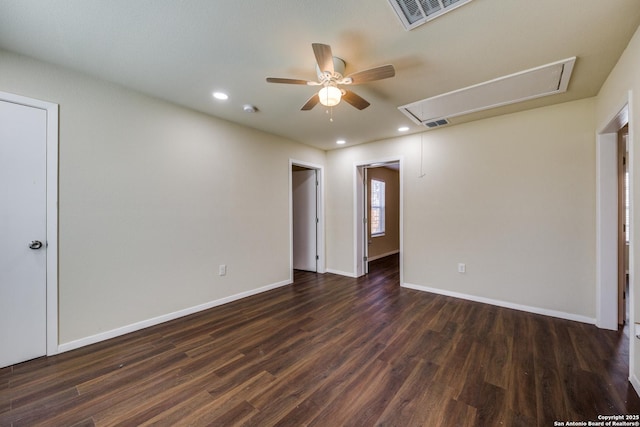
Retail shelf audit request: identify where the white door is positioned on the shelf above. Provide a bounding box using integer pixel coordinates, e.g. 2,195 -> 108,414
0,99 -> 48,368
292,169 -> 317,272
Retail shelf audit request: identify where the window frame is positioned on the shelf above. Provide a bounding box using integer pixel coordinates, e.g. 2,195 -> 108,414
370,178 -> 386,237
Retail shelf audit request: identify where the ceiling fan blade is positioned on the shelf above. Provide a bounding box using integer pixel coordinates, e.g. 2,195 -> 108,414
344,64 -> 396,84
342,90 -> 370,110
301,93 -> 320,111
312,43 -> 334,75
266,77 -> 314,85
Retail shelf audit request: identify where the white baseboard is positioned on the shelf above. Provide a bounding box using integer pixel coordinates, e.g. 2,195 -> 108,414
57,279 -> 292,354
326,269 -> 357,278
367,250 -> 400,262
402,282 -> 596,325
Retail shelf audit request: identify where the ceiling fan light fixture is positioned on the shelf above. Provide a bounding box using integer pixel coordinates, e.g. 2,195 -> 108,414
318,85 -> 342,107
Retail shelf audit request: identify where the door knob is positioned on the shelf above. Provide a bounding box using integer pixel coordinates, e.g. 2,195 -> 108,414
29,240 -> 43,250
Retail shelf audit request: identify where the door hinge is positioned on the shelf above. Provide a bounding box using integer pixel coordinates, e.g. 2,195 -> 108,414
316,255 -> 320,260
316,218 -> 319,224
363,256 -> 368,261
363,217 -> 367,224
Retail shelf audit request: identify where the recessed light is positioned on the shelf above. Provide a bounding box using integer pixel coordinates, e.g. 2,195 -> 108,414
212,92 -> 229,100
398,126 -> 410,132
336,139 -> 346,145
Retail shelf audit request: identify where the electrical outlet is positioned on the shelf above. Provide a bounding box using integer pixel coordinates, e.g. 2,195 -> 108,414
219,264 -> 227,276
457,263 -> 466,273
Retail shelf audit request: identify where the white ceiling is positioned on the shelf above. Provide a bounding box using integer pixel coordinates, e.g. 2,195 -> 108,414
0,0 -> 639,151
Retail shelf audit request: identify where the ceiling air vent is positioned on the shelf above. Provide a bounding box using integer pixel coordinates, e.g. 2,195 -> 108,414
425,119 -> 449,128
387,0 -> 474,30
398,57 -> 576,128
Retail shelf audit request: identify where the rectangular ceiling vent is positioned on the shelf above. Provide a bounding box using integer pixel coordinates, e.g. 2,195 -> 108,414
387,0 -> 474,30
425,119 -> 449,128
398,57 -> 576,128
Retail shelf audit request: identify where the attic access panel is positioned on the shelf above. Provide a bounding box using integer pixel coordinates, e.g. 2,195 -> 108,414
387,0 -> 474,30
398,57 -> 576,128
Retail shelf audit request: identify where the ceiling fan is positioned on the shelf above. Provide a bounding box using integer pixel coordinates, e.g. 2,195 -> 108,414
266,43 -> 396,111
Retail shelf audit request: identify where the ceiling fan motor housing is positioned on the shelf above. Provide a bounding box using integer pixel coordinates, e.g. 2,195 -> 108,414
316,57 -> 346,82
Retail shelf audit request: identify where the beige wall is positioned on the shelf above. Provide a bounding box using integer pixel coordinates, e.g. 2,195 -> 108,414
327,98 -> 596,319
3,25 -> 633,362
367,166 -> 400,260
0,49 -> 325,345
595,25 -> 640,386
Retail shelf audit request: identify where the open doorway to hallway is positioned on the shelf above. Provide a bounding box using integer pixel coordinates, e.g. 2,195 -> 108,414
365,163 -> 400,274
619,125 -> 630,327
290,160 -> 325,276
292,165 -> 318,272
597,101 -> 631,333
355,159 -> 403,280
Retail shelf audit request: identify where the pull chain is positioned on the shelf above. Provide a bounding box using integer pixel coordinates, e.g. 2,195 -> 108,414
326,107 -> 334,122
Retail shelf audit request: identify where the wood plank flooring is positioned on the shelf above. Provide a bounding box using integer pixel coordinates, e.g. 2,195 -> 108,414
1,254 -> 639,426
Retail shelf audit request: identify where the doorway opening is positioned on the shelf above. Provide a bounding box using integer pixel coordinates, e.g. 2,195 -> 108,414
596,96 -> 637,391
597,101 -> 631,332
290,160 -> 325,277
355,158 -> 403,281
619,125 -> 630,327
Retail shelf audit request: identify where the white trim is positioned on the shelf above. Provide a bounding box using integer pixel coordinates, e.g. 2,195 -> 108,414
627,92 -> 636,393
325,269 -> 358,278
45,100 -> 59,357
354,165 -> 365,277
402,282 -> 596,325
289,159 -> 325,276
0,90 -> 59,357
367,250 -> 400,262
58,278 -> 292,353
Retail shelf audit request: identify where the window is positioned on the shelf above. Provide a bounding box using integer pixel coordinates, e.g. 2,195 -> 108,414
370,179 -> 385,236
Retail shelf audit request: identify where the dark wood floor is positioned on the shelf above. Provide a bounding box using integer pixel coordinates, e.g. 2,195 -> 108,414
1,255 -> 639,426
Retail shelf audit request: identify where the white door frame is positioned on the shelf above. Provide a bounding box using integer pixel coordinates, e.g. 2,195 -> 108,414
597,94 -> 632,331
595,91 -> 634,388
1,91 -> 59,357
289,159 -> 325,278
354,157 -> 403,283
